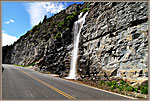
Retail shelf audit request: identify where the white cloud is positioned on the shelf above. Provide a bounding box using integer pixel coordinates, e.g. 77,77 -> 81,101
25,2 -> 66,27
25,2 -> 47,27
43,2 -> 65,14
10,19 -> 14,23
5,21 -> 10,24
5,19 -> 15,24
2,30 -> 18,46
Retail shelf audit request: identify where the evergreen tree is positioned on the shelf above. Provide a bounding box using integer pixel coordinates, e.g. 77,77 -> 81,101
43,15 -> 47,22
39,21 -> 42,25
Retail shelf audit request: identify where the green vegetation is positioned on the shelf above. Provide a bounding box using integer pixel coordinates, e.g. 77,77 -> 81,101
15,64 -> 30,67
98,80 -> 105,85
79,8 -> 89,13
120,80 -> 126,85
33,25 -> 40,29
15,63 -> 36,67
64,7 -> 89,25
66,27 -> 70,30
86,4 -> 91,8
72,11 -> 77,16
106,80 -> 118,90
97,80 -> 148,94
50,7 -> 89,32
28,6 -> 90,40
66,14 -> 75,21
64,11 -> 78,25
51,21 -> 56,26
29,34 -> 32,38
66,11 -> 78,21
58,20 -> 64,28
28,24 -> 41,34
139,83 -> 148,94
35,31 -> 39,33
28,29 -> 32,33
58,11 -> 66,17
117,85 -> 124,91
54,32 -> 62,39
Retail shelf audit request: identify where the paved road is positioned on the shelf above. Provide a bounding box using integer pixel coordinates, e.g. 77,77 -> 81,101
2,64 -> 134,100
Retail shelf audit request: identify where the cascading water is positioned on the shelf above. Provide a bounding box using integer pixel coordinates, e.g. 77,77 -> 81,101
66,11 -> 88,79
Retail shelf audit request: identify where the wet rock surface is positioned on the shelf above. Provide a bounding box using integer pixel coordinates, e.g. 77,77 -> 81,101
2,2 -> 148,84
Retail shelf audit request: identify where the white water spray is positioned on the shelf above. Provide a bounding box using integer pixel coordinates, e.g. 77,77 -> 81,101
66,12 -> 88,79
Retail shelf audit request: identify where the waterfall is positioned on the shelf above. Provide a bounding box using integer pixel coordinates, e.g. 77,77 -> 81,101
66,12 -> 88,79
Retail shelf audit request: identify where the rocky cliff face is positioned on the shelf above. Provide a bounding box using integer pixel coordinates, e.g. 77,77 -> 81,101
3,2 -> 148,84
78,2 -> 148,84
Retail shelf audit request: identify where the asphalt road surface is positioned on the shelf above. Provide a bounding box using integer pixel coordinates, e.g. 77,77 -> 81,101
2,64 -> 135,100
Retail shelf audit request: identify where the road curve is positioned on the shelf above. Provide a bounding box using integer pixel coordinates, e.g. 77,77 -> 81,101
2,64 -> 134,100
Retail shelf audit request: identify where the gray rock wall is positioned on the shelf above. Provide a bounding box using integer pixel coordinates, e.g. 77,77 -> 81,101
78,2 -> 148,82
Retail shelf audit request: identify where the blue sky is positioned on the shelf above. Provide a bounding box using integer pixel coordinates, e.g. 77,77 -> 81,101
2,2 -> 84,46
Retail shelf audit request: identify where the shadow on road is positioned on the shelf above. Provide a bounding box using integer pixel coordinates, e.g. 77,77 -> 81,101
2,66 -> 4,72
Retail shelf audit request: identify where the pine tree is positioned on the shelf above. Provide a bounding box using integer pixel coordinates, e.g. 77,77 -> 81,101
39,21 -> 42,25
43,15 -> 47,22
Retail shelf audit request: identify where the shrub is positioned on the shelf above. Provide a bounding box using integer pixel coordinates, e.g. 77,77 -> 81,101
65,27 -> 70,30
35,31 -> 38,33
31,63 -> 36,66
111,80 -> 117,85
72,11 -> 77,16
28,30 -> 32,33
107,82 -> 112,87
140,84 -> 148,94
86,4 -> 91,8
29,34 -> 32,37
52,21 -> 57,26
58,20 -> 64,28
98,80 -> 105,86
125,86 -> 134,92
141,86 -> 148,94
79,8 -> 89,13
96,79 -> 148,95
54,32 -> 62,39
15,63 -> 36,67
28,24 -> 41,33
114,84 -> 119,88
107,81 -> 118,90
120,80 -> 126,85
65,12 -> 78,24
111,85 -> 116,90
124,83 -> 129,87
133,87 -> 138,92
33,25 -> 40,29
118,85 -> 124,91
66,14 -> 74,21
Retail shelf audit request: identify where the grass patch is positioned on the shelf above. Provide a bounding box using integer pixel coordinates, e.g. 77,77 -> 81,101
97,80 -> 148,94
15,63 -> 36,67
